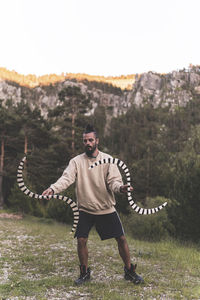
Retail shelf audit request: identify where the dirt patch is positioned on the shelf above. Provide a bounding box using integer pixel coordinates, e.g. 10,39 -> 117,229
0,213 -> 23,220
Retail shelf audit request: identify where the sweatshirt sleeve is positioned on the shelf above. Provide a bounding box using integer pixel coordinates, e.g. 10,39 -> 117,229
50,159 -> 77,194
106,163 -> 123,193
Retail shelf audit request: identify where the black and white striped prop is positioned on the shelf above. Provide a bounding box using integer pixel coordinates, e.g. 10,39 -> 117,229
17,156 -> 79,232
89,157 -> 167,214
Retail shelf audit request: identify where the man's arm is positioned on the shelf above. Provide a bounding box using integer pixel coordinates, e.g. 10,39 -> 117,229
42,159 -> 77,197
106,163 -> 123,193
107,164 -> 133,194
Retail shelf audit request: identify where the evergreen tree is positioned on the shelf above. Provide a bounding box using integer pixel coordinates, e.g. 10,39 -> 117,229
170,125 -> 200,240
49,85 -> 91,156
7,101 -> 54,212
0,99 -> 18,208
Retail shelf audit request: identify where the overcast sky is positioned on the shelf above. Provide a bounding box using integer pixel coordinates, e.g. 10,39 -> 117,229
0,0 -> 199,76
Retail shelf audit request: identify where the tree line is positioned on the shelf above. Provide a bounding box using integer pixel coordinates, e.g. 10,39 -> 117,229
0,85 -> 200,242
0,67 -> 134,90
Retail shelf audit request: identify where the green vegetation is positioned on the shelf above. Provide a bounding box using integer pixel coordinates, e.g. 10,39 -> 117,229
0,216 -> 199,299
119,196 -> 176,242
108,98 -> 200,242
1,78 -> 200,243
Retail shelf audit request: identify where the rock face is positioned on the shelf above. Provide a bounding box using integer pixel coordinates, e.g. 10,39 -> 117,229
0,79 -> 128,119
130,67 -> 200,109
1,66 -> 200,120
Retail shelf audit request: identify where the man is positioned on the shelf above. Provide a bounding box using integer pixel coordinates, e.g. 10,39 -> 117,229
42,124 -> 144,285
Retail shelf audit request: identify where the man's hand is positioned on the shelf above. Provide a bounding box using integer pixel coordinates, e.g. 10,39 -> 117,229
120,184 -> 133,193
42,188 -> 54,199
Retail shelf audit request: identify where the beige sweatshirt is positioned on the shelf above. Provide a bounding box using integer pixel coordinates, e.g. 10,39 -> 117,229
50,151 -> 123,215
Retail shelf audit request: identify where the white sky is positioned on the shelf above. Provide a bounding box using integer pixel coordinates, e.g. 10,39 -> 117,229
0,0 -> 199,77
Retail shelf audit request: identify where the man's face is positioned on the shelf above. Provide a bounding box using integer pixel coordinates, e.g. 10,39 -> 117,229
83,132 -> 99,156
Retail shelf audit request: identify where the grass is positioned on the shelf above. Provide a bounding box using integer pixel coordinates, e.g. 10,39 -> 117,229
0,214 -> 200,300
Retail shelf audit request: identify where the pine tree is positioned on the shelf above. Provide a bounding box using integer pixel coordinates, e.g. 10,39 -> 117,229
49,85 -> 91,156
0,99 -> 18,208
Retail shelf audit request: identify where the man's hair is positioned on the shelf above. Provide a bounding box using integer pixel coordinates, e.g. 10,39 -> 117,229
84,124 -> 98,138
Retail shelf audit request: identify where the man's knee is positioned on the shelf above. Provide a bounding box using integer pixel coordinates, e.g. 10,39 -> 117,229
116,235 -> 128,246
77,237 -> 88,248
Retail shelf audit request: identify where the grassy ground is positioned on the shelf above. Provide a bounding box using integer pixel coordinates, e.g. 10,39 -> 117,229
0,214 -> 200,300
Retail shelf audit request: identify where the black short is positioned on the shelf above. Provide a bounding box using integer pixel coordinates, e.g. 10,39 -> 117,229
74,210 -> 125,240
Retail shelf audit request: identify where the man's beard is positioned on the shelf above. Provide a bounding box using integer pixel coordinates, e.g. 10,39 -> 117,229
85,143 -> 97,157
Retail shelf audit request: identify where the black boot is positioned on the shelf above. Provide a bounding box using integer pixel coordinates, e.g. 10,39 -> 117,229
74,265 -> 91,285
124,264 -> 144,284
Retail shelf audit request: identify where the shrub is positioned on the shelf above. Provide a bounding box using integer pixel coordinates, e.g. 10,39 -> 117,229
8,182 -> 45,217
120,196 -> 175,242
46,186 -> 75,224
46,198 -> 73,224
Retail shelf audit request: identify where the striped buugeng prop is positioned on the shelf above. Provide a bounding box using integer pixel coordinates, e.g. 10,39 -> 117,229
89,157 -> 167,215
17,156 -> 79,232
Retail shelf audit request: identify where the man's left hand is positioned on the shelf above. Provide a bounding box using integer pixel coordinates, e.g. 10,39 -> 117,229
120,184 -> 133,193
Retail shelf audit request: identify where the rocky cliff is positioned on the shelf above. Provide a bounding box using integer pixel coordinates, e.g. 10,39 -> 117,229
0,78 -> 128,119
1,66 -> 200,121
129,66 -> 200,109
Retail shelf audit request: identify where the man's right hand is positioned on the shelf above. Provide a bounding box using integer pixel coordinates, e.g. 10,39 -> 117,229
42,188 -> 54,198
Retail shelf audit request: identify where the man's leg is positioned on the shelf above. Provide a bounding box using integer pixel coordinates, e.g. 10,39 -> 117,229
74,211 -> 94,285
116,235 -> 144,284
75,211 -> 94,270
116,235 -> 131,269
75,237 -> 91,285
77,237 -> 88,269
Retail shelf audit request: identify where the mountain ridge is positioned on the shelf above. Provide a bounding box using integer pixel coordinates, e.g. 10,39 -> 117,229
0,67 -> 135,90
1,65 -> 200,127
